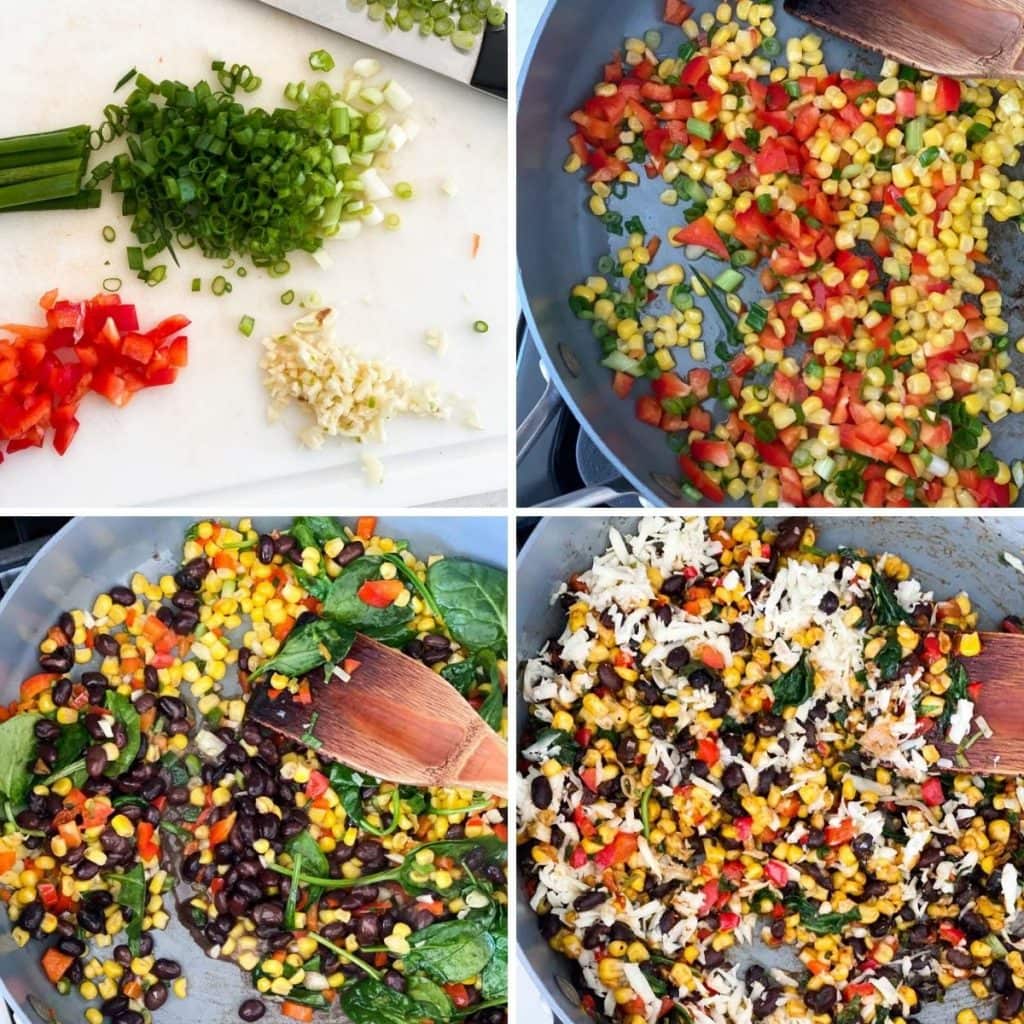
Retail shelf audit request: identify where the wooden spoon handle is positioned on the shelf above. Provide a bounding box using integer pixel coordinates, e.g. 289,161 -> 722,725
785,0 -> 1024,78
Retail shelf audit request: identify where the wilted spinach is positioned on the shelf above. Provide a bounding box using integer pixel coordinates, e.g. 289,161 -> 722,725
252,617 -> 354,679
0,713 -> 40,810
426,558 -> 507,655
870,571 -> 911,626
105,691 -> 141,777
783,893 -> 860,934
771,654 -> 814,708
404,919 -> 495,983
341,978 -> 436,1024
323,556 -> 415,644
108,863 -> 146,954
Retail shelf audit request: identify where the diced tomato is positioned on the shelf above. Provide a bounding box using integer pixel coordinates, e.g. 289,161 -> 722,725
306,771 -> 329,800
765,860 -> 789,887
569,845 -> 588,869
755,140 -> 791,176
825,820 -> 855,846
580,767 -> 600,793
573,805 -> 597,839
636,394 -> 663,427
695,737 -> 719,765
934,76 -> 961,114
612,371 -> 634,399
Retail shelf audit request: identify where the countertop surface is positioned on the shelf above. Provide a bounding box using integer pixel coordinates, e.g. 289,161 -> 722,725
0,0 -> 508,509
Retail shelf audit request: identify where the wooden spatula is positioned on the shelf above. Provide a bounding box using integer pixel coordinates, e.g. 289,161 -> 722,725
932,631 -> 1024,775
246,634 -> 508,798
784,0 -> 1024,79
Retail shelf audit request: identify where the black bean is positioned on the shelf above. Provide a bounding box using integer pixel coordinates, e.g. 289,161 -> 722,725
960,909 -> 989,940
661,574 -> 686,597
383,971 -> 406,994
728,622 -> 747,651
947,948 -> 973,970
94,633 -> 118,657
34,718 -> 60,742
754,713 -> 783,737
152,958 -> 181,980
355,915 -> 381,945
39,650 -> 73,673
51,678 -> 73,707
144,983 -> 168,1012
18,901 -> 43,933
238,1000 -> 266,1021
666,646 -> 690,671
86,745 -> 108,778
773,516 -> 808,553
818,591 -> 839,614
1000,988 -> 1024,1019
115,1011 -> 143,1024
57,936 -> 86,957
174,611 -> 199,634
530,775 -> 552,809
572,890 -> 605,912
101,996 -> 129,1017
275,535 -> 296,556
112,945 -> 133,966
257,534 -> 276,564
597,662 -> 621,692
653,604 -> 672,626
109,585 -> 135,606
251,902 -> 284,929
172,590 -> 199,611
354,839 -> 384,863
804,985 -> 837,1012
337,541 -> 365,566
77,903 -> 104,931
990,960 -> 1013,996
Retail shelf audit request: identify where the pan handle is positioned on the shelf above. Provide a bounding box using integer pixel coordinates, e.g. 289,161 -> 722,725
517,369 -> 564,466
536,484 -> 641,508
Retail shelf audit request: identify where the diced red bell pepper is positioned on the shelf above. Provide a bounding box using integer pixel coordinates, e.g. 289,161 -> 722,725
934,76 -> 961,115
672,216 -> 730,260
921,777 -> 945,806
594,831 -> 638,869
695,737 -> 719,765
573,805 -> 597,839
690,439 -> 732,468
663,0 -> 694,24
357,579 -> 404,608
580,766 -> 600,793
678,454 -> 725,502
765,860 -> 789,887
569,845 -> 588,869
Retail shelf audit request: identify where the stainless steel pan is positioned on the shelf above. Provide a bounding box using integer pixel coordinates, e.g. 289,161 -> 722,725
0,515 -> 507,1024
516,514 -> 1024,1022
517,0 -> 1024,507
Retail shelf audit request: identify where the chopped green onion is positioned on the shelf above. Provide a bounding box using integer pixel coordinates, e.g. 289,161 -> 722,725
395,181 -> 414,200
898,196 -> 917,216
102,225 -> 116,243
281,290 -> 296,305
191,278 -> 201,292
473,320 -> 489,333
918,146 -> 941,167
757,194 -> 774,214
686,117 -> 714,141
126,246 -> 144,271
384,213 -> 401,230
967,122 -> 991,146
211,275 -> 228,296
239,315 -> 256,338
114,68 -> 137,91
146,265 -> 167,286
102,277 -> 122,293
904,116 -> 927,153
761,36 -> 782,57
784,80 -> 802,98
713,268 -> 744,293
746,302 -> 769,332
308,49 -> 336,72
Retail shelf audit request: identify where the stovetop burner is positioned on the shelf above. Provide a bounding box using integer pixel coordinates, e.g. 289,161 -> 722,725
0,518 -> 69,597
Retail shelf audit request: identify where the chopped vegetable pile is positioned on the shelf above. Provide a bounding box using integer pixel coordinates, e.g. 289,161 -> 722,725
80,58 -> 417,285
565,0 -> 1024,507
519,516 -> 1024,1024
0,290 -> 188,465
355,0 -> 507,52
0,516 -> 508,1024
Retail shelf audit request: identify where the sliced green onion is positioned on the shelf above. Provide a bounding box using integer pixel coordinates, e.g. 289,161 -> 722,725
239,315 -> 255,337
102,277 -> 122,293
904,116 -> 927,154
757,193 -> 774,214
395,181 -> 414,200
281,289 -> 296,305
309,49 -> 336,72
746,302 -> 769,332
686,117 -> 714,141
761,36 -> 782,57
191,278 -> 201,292
211,275 -> 228,296
146,265 -> 167,286
473,320 -> 489,333
114,68 -> 138,91
966,122 -> 991,146
101,225 -> 116,243
126,246 -> 144,271
384,213 -> 401,230
918,146 -> 941,167
714,268 -> 744,293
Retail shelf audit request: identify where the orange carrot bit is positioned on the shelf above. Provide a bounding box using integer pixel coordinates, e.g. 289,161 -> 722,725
281,1002 -> 314,1023
355,516 -> 377,541
41,948 -> 75,983
38,288 -> 59,311
471,232 -> 482,259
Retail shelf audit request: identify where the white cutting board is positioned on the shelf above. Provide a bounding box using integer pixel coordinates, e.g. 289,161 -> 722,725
0,0 -> 508,508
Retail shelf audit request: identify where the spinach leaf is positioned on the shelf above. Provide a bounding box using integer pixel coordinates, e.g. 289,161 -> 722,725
327,762 -> 377,827
404,919 -> 495,984
397,835 -> 507,898
875,634 -> 903,682
381,553 -> 444,623
277,988 -> 330,1010
54,721 -> 89,774
441,660 -> 478,697
104,691 -> 141,777
0,713 -> 40,809
771,654 -> 814,709
340,978 -> 428,1024
291,516 -> 344,548
323,557 -> 415,642
939,660 -> 970,730
405,976 -> 454,1021
783,893 -> 859,935
426,559 -> 507,655
108,863 -> 146,954
253,617 -> 355,679
292,566 -> 331,603
287,830 -> 330,878
836,997 -> 863,1024
476,650 -> 504,732
480,932 -> 508,1000
870,571 -> 910,626
284,852 -> 304,930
